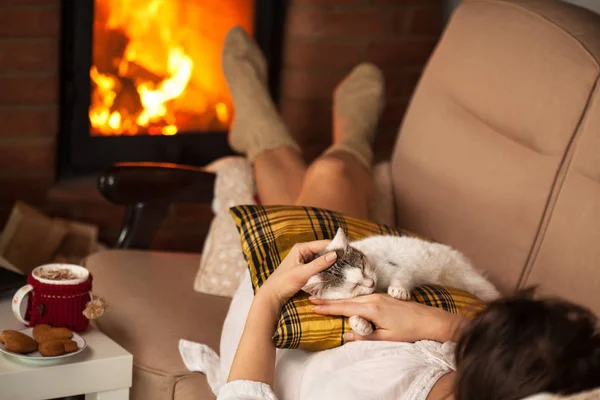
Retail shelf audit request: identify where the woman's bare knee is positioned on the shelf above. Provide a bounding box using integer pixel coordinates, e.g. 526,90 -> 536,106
297,154 -> 371,219
306,155 -> 352,182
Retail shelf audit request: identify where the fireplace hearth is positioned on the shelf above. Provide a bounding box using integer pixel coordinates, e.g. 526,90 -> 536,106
59,0 -> 286,178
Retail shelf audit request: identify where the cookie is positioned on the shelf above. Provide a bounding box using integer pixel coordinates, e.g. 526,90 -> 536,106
38,340 -> 64,357
60,339 -> 78,353
33,324 -> 72,343
0,330 -> 38,354
38,338 -> 79,357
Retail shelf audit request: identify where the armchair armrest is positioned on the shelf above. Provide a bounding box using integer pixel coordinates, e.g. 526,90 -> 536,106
99,162 -> 216,204
98,162 -> 216,250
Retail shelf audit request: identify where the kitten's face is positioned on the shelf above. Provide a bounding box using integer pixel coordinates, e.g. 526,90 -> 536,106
302,228 -> 377,300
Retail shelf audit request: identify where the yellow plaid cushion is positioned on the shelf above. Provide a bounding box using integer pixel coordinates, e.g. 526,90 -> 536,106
230,205 -> 485,351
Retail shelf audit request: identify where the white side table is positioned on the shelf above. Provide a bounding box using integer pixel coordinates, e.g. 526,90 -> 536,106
0,297 -> 133,400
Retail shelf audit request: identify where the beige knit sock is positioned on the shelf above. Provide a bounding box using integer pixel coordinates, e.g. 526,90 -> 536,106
222,26 -> 300,161
324,63 -> 385,169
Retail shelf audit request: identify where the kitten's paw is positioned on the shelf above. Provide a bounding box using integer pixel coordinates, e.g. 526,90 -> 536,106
388,286 -> 411,300
349,315 -> 373,336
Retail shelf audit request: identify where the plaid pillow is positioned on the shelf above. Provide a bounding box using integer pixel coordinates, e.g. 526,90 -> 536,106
229,205 -> 485,351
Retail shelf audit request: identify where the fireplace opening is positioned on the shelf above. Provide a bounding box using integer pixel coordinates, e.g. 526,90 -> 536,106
59,0 -> 286,178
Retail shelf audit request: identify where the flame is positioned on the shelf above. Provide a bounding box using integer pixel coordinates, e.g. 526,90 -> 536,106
90,0 -> 255,136
215,102 -> 229,124
135,48 -> 193,128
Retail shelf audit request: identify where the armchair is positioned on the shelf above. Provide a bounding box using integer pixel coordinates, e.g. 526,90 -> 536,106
86,1 -> 600,399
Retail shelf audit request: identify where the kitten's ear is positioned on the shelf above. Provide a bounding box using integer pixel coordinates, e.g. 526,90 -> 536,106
302,275 -> 324,296
325,228 -> 349,251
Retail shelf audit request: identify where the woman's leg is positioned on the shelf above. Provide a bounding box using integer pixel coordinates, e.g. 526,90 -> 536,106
296,64 -> 385,219
254,147 -> 307,205
296,152 -> 373,219
222,27 -> 306,204
223,28 -> 384,210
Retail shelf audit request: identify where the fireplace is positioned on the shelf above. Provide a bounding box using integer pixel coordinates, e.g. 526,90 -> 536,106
58,0 -> 286,178
0,0 -> 442,252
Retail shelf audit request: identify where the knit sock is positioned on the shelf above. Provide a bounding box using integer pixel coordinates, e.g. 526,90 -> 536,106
324,63 -> 385,169
222,26 -> 300,161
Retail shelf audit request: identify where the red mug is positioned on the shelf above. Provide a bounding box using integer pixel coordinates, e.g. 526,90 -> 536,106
12,264 -> 92,332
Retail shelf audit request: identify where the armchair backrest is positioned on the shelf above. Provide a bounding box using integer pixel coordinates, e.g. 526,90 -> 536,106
390,0 -> 600,314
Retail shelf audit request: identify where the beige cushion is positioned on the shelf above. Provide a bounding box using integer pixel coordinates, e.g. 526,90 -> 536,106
86,250 -> 230,400
390,0 -> 600,301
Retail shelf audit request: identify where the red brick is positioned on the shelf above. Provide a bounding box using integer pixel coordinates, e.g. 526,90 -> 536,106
286,9 -> 388,38
0,74 -> 57,105
403,69 -> 423,96
280,99 -> 334,161
383,69 -> 423,98
280,99 -> 331,136
0,175 -> 53,201
280,69 -> 347,100
0,6 -> 59,37
0,202 -> 14,227
374,124 -> 400,161
283,40 -> 364,70
301,140 -> 330,163
366,39 -> 437,67
390,9 -> 410,35
384,72 -> 405,98
0,39 -> 57,71
46,178 -> 111,206
380,98 -> 409,128
409,5 -> 443,35
0,107 -> 57,137
45,202 -> 125,230
0,140 -> 54,169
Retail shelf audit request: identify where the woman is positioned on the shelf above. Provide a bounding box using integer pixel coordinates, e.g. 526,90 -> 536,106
217,27 -> 600,399
223,243 -> 600,400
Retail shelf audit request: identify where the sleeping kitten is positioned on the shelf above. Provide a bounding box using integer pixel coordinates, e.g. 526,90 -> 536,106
302,228 -> 500,336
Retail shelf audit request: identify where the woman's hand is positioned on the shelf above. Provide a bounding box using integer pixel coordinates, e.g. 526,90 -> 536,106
228,241 -> 336,386
258,240 -> 337,307
311,294 -> 466,343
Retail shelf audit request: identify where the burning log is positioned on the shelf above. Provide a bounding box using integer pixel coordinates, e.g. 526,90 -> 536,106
111,77 -> 143,117
93,28 -> 129,75
120,61 -> 166,85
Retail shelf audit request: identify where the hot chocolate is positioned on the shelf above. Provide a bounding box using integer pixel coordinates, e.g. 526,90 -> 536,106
36,269 -> 78,281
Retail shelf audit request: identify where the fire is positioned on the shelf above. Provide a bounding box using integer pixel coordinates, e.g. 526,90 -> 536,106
90,0 -> 254,136
136,48 -> 193,127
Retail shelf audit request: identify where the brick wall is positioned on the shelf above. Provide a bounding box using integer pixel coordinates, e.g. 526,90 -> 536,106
0,0 -> 442,254
279,0 -> 442,161
0,0 -> 60,231
0,1 -> 57,185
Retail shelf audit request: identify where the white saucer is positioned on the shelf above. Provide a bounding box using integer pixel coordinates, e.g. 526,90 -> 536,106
0,327 -> 86,363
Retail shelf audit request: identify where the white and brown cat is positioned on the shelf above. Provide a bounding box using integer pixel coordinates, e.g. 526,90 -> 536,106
302,228 -> 500,336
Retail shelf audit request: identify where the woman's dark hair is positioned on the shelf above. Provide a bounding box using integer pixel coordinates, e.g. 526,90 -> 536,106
454,289 -> 600,400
